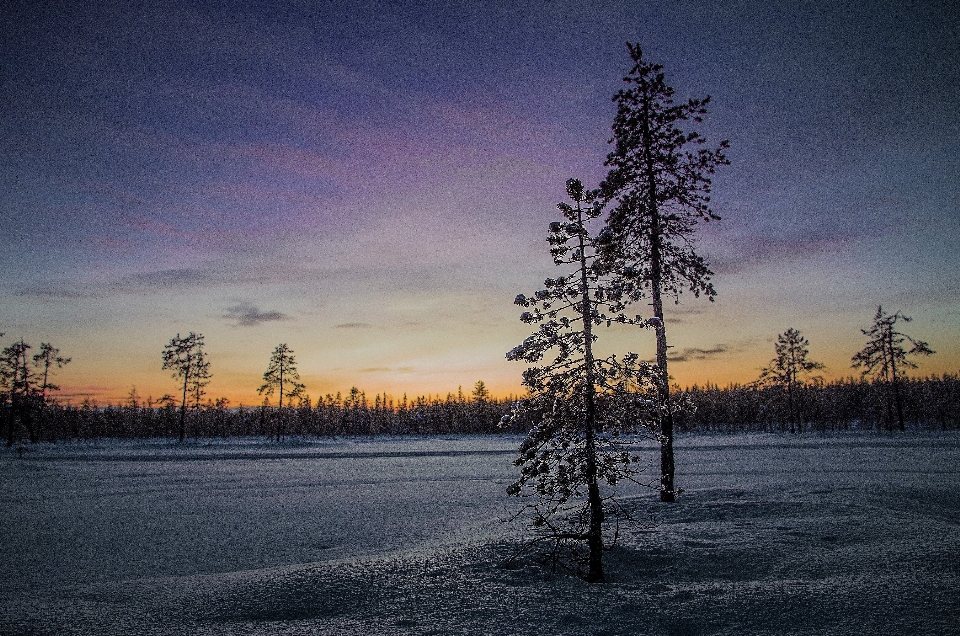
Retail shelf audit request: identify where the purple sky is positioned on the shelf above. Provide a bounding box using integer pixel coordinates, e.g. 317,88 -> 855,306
2,0 -> 958,404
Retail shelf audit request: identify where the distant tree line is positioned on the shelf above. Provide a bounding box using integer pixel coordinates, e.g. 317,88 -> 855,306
4,382 -> 520,443
2,308 -> 946,447
2,306 -> 953,445
677,374 -> 960,433
736,310 -> 941,433
3,374 -> 957,445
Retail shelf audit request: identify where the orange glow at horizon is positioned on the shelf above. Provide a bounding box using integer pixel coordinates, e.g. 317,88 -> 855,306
51,345 -> 958,408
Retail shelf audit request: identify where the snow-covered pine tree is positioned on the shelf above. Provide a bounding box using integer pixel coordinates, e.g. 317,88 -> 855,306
600,43 -> 729,502
505,179 -> 661,582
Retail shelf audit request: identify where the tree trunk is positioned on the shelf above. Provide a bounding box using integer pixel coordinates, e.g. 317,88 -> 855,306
641,86 -> 676,503
179,373 -> 188,443
4,400 -> 12,446
578,206 -> 605,582
23,403 -> 36,443
889,333 -> 905,431
893,381 -> 905,431
787,378 -> 796,434
650,212 -> 676,501
583,394 -> 604,582
586,479 -> 605,582
278,365 -> 284,442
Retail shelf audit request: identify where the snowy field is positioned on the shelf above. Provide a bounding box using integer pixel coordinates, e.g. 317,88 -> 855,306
1,433 -> 958,635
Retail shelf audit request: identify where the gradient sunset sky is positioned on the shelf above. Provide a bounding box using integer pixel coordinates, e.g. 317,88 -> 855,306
3,0 -> 958,405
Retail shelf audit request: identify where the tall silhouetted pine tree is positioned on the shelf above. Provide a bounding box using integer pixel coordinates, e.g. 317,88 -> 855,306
1,339 -> 36,444
600,43 -> 729,502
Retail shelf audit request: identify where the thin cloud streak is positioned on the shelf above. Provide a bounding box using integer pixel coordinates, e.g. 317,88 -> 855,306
708,234 -> 856,275
15,285 -> 87,300
224,302 -> 290,327
669,345 -> 729,364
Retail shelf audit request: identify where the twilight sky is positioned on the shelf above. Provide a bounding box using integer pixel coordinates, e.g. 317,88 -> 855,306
2,0 -> 958,405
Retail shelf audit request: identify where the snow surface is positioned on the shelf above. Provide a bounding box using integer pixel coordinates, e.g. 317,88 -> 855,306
1,433 -> 958,635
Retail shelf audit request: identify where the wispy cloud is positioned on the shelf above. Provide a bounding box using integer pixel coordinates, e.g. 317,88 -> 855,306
15,285 -> 87,300
662,306 -> 710,325
115,267 -> 219,291
669,345 -> 729,363
108,262 -> 292,294
224,302 -> 289,327
709,234 -> 856,275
